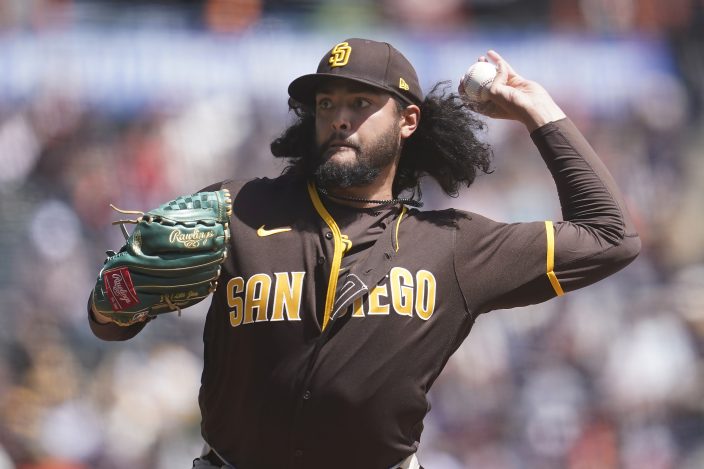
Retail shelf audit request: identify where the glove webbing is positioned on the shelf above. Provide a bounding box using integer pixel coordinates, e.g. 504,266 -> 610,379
164,194 -> 219,211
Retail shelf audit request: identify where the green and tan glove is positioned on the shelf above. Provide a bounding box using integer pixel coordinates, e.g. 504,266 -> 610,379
91,189 -> 232,326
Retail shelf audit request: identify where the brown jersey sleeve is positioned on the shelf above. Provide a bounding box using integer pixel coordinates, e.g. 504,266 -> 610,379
453,118 -> 640,314
534,118 -> 640,292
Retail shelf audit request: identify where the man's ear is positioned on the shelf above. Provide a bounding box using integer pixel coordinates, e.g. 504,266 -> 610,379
400,105 -> 420,139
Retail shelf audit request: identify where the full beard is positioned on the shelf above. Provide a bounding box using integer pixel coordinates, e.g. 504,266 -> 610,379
314,125 -> 401,189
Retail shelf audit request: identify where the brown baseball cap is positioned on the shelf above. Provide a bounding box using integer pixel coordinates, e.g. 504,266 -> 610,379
288,38 -> 423,107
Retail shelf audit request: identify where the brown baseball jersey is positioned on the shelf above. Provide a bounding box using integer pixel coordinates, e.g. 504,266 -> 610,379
89,118 -> 640,469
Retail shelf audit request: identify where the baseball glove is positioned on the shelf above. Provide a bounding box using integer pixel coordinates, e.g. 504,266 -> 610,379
91,189 -> 232,326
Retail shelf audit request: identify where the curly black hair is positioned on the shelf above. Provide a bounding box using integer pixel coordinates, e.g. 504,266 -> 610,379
270,81 -> 493,199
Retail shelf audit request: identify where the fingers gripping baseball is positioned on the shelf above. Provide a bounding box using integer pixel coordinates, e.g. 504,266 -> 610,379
461,50 -> 566,131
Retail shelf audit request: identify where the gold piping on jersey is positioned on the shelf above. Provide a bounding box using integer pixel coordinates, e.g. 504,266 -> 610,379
394,205 -> 408,252
307,182 -> 344,331
545,220 -> 564,296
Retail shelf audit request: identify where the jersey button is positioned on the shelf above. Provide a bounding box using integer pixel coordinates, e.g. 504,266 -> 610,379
325,231 -> 333,239
294,449 -> 303,457
303,390 -> 312,400
317,256 -> 325,265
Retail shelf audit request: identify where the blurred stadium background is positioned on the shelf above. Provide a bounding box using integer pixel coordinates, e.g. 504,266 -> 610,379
0,0 -> 703,468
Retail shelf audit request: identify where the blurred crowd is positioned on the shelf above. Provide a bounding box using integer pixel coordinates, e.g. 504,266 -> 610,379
1,1 -> 704,469
1,0 -> 703,35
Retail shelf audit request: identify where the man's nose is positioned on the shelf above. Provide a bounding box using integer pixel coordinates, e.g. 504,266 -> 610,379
331,108 -> 351,131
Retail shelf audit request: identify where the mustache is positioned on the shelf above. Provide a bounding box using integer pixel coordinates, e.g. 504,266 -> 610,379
318,134 -> 360,153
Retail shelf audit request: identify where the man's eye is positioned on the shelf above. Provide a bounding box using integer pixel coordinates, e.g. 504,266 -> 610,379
354,98 -> 371,108
317,99 -> 332,110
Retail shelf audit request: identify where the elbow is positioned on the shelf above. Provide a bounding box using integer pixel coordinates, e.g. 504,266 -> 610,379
618,232 -> 641,265
554,231 -> 642,294
629,233 -> 642,260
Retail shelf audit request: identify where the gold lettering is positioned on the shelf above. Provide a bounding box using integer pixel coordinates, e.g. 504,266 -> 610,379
245,274 -> 272,323
415,270 -> 436,320
161,290 -> 200,304
168,228 -> 215,248
390,267 -> 414,316
351,296 -> 365,317
368,284 -> 389,315
271,272 -> 305,321
227,277 -> 245,327
228,269 -> 437,327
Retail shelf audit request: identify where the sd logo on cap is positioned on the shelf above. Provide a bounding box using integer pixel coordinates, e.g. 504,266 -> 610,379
288,38 -> 424,107
329,42 -> 352,68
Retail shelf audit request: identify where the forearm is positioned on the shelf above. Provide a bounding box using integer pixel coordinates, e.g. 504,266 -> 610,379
531,118 -> 637,239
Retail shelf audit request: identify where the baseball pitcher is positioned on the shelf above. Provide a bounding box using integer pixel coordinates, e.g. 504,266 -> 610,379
88,38 -> 640,469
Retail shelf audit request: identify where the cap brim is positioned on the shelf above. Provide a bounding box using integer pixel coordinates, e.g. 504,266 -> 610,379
288,73 -> 417,107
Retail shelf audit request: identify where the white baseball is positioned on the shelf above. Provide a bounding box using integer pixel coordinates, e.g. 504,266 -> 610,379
460,61 -> 497,104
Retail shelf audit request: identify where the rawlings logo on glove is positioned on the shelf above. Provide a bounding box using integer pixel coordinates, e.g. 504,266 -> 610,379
91,189 -> 232,326
103,267 -> 140,311
168,228 -> 215,248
